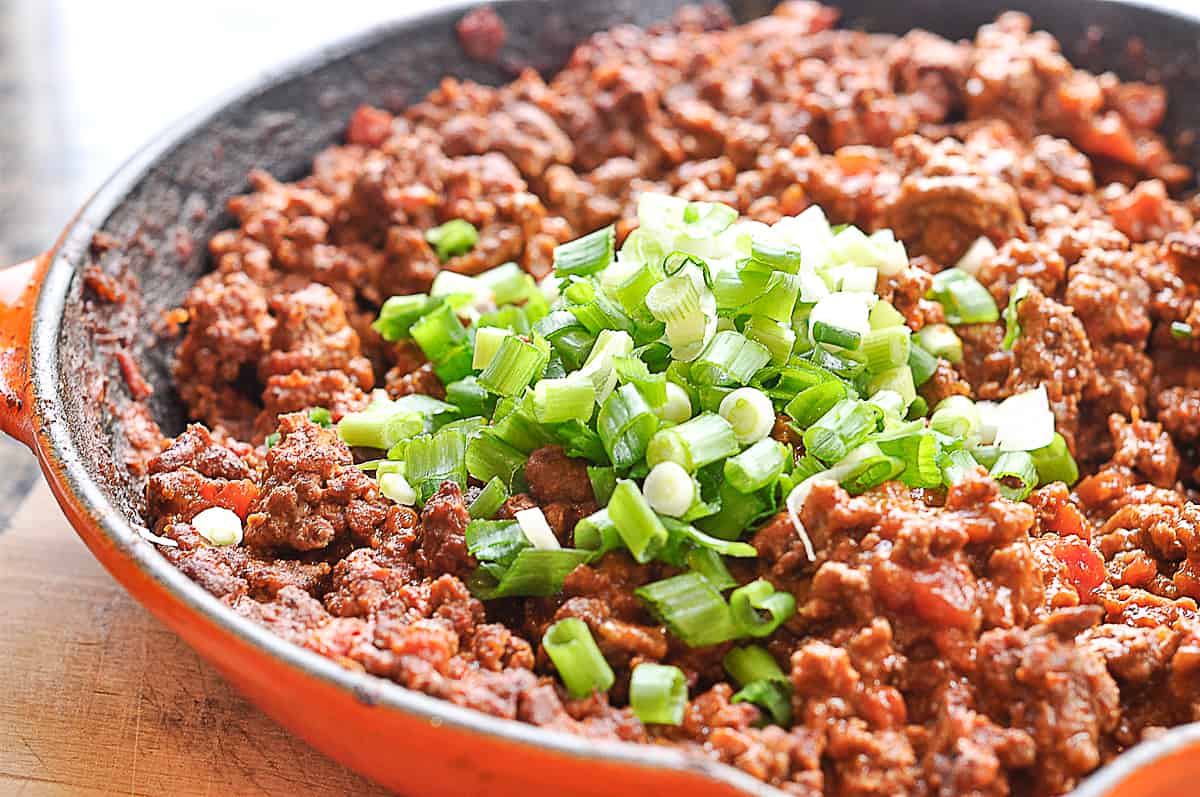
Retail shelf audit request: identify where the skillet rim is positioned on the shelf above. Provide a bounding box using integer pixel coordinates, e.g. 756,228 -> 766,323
26,1 -> 1200,794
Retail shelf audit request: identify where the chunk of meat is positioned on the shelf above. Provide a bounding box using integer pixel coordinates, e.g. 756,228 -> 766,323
244,413 -> 387,551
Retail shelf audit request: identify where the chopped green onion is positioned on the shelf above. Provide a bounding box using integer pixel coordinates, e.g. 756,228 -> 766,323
470,548 -> 592,600
613,356 -> 667,407
723,645 -> 786,686
861,326 -> 911,373
373,293 -> 434,341
719,387 -> 775,445
803,399 -> 880,464
465,519 -> 526,568
750,237 -> 802,273
425,219 -> 478,262
574,507 -> 621,557
635,572 -> 740,647
686,547 -> 737,591
1171,321 -> 1194,340
576,329 -> 634,404
989,450 -> 1038,501
907,342 -> 939,386
472,326 -> 512,370
379,472 -> 418,505
869,300 -> 906,330
468,477 -> 509,519
478,335 -> 550,397
691,331 -> 771,388
587,465 -> 617,504
943,448 -> 983,485
404,429 -> 468,503
411,301 -> 468,362
811,320 -> 862,350
597,384 -> 658,469
869,364 -> 918,407
683,200 -> 738,236
645,272 -> 709,361
642,462 -> 696,518
1002,278 -> 1033,350
646,413 -> 740,472
337,396 -> 424,450
839,452 -> 904,494
466,431 -> 527,489
732,679 -> 793,726
491,398 -> 555,453
515,506 -> 560,550
927,268 -> 999,325
915,323 -> 963,364
696,474 -> 772,541
307,407 -> 333,427
192,506 -> 243,546
724,439 -> 788,494
445,376 -> 495,418
630,663 -> 688,725
875,429 -> 942,488
532,377 -> 595,424
747,272 -> 801,323
554,225 -> 615,278
809,292 -> 871,343
744,316 -> 796,365
608,479 -> 669,563
476,262 -> 529,304
655,382 -> 694,424
784,380 -> 848,428
543,618 -> 615,698
552,420 -> 608,464
534,310 -> 596,371
1030,432 -> 1079,486
930,395 -> 981,442
730,578 -> 796,637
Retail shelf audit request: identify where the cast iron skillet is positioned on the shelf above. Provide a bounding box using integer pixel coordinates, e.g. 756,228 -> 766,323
1,1 -> 1198,794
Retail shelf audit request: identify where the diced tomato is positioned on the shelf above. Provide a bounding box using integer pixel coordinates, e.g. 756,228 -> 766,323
200,479 -> 260,520
1047,501 -> 1090,543
1053,538 -> 1106,595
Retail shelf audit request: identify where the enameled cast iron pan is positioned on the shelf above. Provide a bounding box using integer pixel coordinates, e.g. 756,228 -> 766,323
2,1 -> 1199,794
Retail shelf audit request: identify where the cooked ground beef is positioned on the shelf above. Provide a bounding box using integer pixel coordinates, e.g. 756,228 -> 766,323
140,4 -> 1200,795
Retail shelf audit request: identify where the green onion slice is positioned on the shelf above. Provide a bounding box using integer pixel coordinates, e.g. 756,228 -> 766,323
543,618 -> 615,698
629,663 -> 688,725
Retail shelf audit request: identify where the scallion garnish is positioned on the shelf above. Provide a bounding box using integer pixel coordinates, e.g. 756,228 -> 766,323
729,578 -> 796,637
608,479 -> 669,563
359,192 -> 1078,664
927,268 -> 1000,325
553,224 -> 615,278
543,618 -> 615,698
635,572 -> 740,647
1001,278 -> 1033,350
425,219 -> 478,262
630,663 -> 688,725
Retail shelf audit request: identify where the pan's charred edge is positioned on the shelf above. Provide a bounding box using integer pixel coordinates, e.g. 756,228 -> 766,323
25,1 -> 1200,797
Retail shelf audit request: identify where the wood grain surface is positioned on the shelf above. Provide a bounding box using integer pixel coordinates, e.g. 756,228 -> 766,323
0,479 -> 393,797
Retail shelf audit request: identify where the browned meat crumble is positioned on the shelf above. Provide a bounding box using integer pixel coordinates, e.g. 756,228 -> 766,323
132,5 -> 1200,795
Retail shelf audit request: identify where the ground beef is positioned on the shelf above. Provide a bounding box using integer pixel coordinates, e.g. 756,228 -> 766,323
137,5 -> 1200,795
244,413 -> 388,551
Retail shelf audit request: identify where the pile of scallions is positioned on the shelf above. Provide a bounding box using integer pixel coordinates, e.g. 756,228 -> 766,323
330,194 -> 1077,725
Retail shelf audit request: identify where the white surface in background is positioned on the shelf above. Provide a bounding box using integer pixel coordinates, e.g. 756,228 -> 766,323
52,0 -> 444,202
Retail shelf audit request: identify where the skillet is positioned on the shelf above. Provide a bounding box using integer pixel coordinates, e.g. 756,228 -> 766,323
1,1 -> 1199,794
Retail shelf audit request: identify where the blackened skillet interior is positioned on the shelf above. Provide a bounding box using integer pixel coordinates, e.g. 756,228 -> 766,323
30,0 -> 1200,794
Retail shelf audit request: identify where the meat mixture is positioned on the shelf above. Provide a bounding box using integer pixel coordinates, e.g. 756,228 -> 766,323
133,4 -> 1200,795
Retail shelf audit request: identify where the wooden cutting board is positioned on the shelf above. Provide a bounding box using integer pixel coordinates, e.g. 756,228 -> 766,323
0,477 -> 394,796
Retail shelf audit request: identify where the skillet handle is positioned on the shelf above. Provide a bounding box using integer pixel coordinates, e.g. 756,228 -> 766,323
0,254 -> 50,449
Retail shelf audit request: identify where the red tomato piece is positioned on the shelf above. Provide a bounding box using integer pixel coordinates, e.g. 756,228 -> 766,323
1053,538 -> 1106,595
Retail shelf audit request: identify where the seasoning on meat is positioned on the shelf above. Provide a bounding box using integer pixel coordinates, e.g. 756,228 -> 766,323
136,5 -> 1200,795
